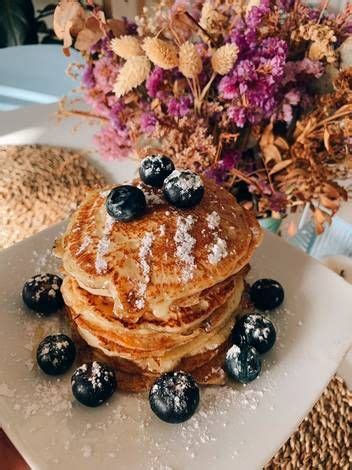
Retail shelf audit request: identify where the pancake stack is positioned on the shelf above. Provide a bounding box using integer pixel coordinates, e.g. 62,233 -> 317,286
56,178 -> 262,391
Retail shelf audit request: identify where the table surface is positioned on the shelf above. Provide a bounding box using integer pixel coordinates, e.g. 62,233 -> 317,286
0,45 -> 82,110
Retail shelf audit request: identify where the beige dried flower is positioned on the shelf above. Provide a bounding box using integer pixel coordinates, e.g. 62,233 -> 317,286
110,35 -> 143,59
113,56 -> 150,97
179,41 -> 202,78
246,0 -> 261,13
211,44 -> 239,75
308,41 -> 336,64
53,0 -> 86,55
142,37 -> 178,69
75,16 -> 103,53
199,1 -> 227,39
291,23 -> 337,63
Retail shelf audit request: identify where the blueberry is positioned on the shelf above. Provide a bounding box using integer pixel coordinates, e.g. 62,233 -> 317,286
149,371 -> 199,423
71,361 -> 116,407
36,334 -> 76,375
231,326 -> 248,348
163,170 -> 204,209
22,273 -> 63,315
235,313 -> 276,354
225,343 -> 261,384
106,185 -> 147,222
250,278 -> 284,310
139,154 -> 175,188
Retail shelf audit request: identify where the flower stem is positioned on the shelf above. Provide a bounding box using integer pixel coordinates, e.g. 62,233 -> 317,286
200,72 -> 216,102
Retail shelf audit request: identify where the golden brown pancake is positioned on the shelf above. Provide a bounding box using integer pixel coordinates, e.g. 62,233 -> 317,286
63,272 -> 244,369
57,175 -> 262,390
56,178 -> 262,323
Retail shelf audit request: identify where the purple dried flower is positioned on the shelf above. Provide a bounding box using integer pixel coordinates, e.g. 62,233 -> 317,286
283,59 -> 324,84
220,37 -> 287,127
109,101 -> 125,131
277,89 -> 301,123
246,0 -> 270,30
228,106 -> 247,128
93,124 -> 131,160
82,64 -> 95,89
123,16 -> 138,36
260,37 -> 288,59
140,112 -> 157,133
204,163 -> 227,184
93,56 -> 119,94
269,191 -> 287,212
218,75 -> 238,99
90,36 -> 113,57
278,0 -> 295,11
167,96 -> 192,117
222,151 -> 241,170
146,67 -> 164,98
205,150 -> 241,183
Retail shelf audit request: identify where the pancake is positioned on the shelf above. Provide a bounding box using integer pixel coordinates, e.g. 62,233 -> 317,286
68,292 -> 249,392
57,174 -> 262,390
64,272 -> 244,372
55,178 -> 262,323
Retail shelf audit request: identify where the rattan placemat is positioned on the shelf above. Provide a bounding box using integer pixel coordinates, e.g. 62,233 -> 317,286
0,145 -> 105,250
266,376 -> 351,469
0,145 -> 350,468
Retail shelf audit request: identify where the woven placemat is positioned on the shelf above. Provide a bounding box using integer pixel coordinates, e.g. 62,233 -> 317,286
266,376 -> 351,468
0,144 -> 106,250
0,147 -> 350,467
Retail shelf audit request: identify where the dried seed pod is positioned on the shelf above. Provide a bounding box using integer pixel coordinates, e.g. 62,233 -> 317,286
211,44 -> 239,75
179,42 -> 202,78
110,35 -> 143,59
113,56 -> 151,97
142,37 -> 178,69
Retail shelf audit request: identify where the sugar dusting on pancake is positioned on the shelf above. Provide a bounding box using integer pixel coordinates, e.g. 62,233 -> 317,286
206,210 -> 228,265
174,215 -> 196,282
95,214 -> 115,274
136,232 -> 154,309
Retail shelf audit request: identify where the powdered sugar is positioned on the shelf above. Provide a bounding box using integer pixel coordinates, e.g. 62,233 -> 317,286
137,184 -> 164,205
16,378 -> 73,420
243,314 -> 272,342
174,215 -> 196,282
159,224 -> 166,236
206,210 -> 228,265
150,372 -> 199,415
164,170 -> 203,196
90,362 -> 108,390
136,232 -> 154,309
208,237 -> 228,265
76,235 -> 91,255
95,214 -> 114,274
206,211 -> 220,230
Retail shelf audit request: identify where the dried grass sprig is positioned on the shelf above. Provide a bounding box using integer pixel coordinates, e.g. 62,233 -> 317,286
211,44 -> 239,75
110,36 -> 143,58
179,41 -> 202,78
142,37 -> 178,69
113,56 -> 151,97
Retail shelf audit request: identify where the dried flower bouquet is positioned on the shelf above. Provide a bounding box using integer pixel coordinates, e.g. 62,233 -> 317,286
54,0 -> 352,232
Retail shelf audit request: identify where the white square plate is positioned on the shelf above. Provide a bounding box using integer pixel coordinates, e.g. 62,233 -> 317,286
0,223 -> 351,470
0,104 -> 351,470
